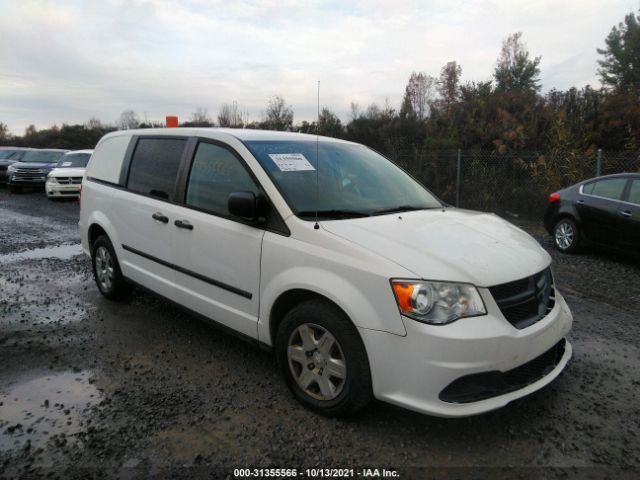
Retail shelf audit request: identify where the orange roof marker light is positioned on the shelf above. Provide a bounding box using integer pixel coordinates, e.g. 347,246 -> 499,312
166,116 -> 179,128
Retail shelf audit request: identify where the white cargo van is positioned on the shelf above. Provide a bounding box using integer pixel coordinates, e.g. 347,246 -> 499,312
80,128 -> 572,417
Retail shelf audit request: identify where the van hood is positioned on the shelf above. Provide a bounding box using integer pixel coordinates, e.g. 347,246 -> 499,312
11,162 -> 57,169
48,167 -> 86,177
321,208 -> 550,287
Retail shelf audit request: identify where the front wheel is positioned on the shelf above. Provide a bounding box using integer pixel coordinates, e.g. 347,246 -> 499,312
91,235 -> 132,300
275,299 -> 372,417
553,218 -> 580,253
8,185 -> 21,194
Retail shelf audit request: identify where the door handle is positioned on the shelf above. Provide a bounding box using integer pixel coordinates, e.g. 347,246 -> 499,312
576,199 -> 585,205
620,210 -> 632,218
174,219 -> 194,230
152,212 -> 169,223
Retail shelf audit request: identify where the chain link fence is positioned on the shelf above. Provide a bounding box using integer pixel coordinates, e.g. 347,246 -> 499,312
392,149 -> 640,218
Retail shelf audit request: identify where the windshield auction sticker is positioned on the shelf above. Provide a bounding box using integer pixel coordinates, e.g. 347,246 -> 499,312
268,153 -> 316,172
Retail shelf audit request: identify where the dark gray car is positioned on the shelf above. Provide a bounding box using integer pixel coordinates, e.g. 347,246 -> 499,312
0,147 -> 32,184
7,149 -> 69,192
544,173 -> 640,254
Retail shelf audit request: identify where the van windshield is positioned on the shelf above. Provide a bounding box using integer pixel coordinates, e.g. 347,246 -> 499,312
244,140 -> 442,219
57,153 -> 91,168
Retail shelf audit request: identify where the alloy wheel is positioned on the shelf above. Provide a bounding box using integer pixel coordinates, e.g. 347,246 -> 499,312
555,221 -> 574,250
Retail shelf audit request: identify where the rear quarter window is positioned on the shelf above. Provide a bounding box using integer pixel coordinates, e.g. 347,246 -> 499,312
590,178 -> 627,201
127,138 -> 187,201
582,182 -> 595,194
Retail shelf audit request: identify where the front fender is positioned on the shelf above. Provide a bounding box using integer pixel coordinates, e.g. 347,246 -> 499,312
257,231 -> 410,345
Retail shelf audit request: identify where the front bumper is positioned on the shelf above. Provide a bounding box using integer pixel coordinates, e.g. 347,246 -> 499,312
360,289 -> 573,417
46,181 -> 81,197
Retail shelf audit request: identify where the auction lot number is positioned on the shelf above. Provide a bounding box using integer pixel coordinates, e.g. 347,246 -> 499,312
234,468 -> 399,478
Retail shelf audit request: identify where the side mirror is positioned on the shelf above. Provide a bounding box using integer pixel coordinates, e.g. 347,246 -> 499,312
228,191 -> 260,221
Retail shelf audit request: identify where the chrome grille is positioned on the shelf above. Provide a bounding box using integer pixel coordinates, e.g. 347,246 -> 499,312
15,168 -> 47,174
12,168 -> 48,182
54,176 -> 83,184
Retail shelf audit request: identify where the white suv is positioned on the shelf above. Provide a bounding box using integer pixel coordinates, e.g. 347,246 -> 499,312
46,149 -> 93,199
80,128 -> 572,417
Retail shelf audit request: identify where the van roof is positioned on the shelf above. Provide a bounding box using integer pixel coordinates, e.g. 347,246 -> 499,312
100,128 -> 353,144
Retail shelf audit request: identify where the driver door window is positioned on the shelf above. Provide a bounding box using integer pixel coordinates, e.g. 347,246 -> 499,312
186,142 -> 259,217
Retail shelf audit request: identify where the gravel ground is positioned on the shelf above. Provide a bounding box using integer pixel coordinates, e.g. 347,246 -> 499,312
1,189 -> 639,479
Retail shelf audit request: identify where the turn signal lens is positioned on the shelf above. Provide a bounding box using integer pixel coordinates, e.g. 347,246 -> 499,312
392,282 -> 414,312
391,279 -> 486,325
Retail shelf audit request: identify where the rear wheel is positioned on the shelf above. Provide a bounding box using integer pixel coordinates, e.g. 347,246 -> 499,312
91,235 -> 132,300
553,218 -> 580,253
275,299 -> 372,417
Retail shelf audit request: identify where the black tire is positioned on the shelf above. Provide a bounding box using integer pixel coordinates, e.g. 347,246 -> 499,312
8,185 -> 21,194
553,217 -> 580,253
91,234 -> 132,300
275,299 -> 372,417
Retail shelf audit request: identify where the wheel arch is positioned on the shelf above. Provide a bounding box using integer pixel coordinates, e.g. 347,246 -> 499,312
553,212 -> 583,236
269,289 -> 352,347
88,223 -> 108,249
259,265 -> 407,345
85,210 -> 120,254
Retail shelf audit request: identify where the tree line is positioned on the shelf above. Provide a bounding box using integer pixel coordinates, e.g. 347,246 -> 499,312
1,10 -> 638,160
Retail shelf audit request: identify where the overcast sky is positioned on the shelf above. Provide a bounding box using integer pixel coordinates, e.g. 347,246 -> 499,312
0,0 -> 637,134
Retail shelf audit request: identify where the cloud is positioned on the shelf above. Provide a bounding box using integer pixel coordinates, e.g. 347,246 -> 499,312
0,0 -> 635,134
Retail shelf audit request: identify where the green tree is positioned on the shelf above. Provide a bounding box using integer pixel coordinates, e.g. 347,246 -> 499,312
400,72 -> 435,119
0,122 -> 10,143
437,61 -> 462,107
494,32 -> 541,92
293,108 -> 343,138
318,108 -> 343,137
263,95 -> 293,131
597,10 -> 640,92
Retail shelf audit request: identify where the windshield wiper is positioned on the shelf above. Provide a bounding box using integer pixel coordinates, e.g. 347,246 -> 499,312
370,205 -> 428,216
298,209 -> 370,220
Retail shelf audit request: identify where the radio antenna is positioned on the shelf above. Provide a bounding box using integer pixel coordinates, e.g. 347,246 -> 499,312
314,80 -> 320,230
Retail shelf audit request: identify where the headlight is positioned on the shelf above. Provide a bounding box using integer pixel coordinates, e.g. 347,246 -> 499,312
391,279 -> 486,324
7,165 -> 17,173
46,174 -> 57,183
